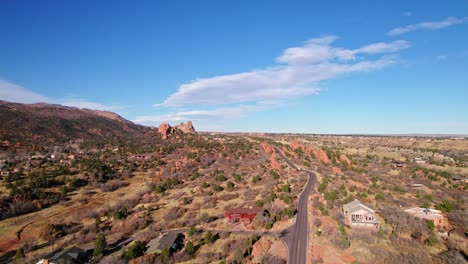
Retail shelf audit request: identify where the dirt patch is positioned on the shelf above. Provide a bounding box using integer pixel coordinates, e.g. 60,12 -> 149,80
268,240 -> 288,261
252,236 -> 273,263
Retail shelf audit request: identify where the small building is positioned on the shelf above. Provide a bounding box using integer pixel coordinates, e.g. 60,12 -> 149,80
224,208 -> 262,224
452,175 -> 468,183
343,200 -> 379,229
404,207 -> 449,230
129,153 -> 154,160
38,246 -> 84,264
146,232 -> 184,255
413,157 -> 427,164
391,160 -> 406,168
411,183 -> 425,188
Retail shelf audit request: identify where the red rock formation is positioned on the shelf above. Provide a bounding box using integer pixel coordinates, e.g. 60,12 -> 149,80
339,154 -> 351,165
261,143 -> 274,154
332,167 -> 343,175
291,140 -> 302,150
271,152 -> 281,170
175,120 -> 196,134
313,148 -> 331,164
157,120 -> 196,139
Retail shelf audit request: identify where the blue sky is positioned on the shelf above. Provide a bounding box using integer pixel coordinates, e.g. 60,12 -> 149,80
1,1 -> 467,133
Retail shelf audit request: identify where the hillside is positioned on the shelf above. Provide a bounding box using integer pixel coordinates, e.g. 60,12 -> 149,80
0,100 -> 147,144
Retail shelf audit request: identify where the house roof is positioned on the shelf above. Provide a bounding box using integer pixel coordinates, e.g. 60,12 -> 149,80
146,232 -> 183,254
49,246 -> 84,262
343,199 -> 375,214
405,207 -> 444,220
225,208 -> 262,215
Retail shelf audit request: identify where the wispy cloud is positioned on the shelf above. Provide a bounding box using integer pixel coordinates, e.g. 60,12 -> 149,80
135,104 -> 263,124
158,36 -> 409,108
143,36 -> 410,130
0,80 -> 49,103
388,16 -> 468,36
404,11 -> 412,17
0,79 -> 124,111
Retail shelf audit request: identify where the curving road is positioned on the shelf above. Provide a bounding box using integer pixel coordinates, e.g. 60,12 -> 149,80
274,147 -> 316,264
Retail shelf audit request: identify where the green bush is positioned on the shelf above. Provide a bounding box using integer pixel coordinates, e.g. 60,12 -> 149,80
123,240 -> 146,260
375,192 -> 385,201
93,234 -> 107,256
436,199 -> 455,213
215,174 -> 227,182
185,241 -> 196,255
270,170 -> 280,180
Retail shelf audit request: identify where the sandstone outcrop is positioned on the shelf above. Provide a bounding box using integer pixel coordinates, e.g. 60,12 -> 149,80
313,148 -> 331,164
339,154 -> 351,165
157,120 -> 196,139
291,140 -> 302,150
270,151 -> 281,170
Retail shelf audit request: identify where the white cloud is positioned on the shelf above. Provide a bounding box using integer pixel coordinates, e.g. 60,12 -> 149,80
135,105 -> 262,124
0,79 -> 124,111
0,80 -> 49,103
158,36 -> 409,107
388,16 -> 468,36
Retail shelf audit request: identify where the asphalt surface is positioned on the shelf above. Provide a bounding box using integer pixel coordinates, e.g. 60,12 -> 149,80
274,147 -> 317,264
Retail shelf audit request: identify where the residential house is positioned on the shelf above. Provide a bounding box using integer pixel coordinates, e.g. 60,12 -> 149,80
404,207 -> 449,230
224,208 -> 262,224
146,232 -> 184,255
37,246 -> 84,264
343,200 -> 379,229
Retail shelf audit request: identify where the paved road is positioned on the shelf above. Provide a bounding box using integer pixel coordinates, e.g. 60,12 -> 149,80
274,147 -> 317,264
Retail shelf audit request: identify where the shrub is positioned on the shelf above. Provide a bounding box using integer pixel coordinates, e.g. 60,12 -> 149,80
123,240 -> 146,260
270,170 -> 280,180
215,174 -> 227,182
252,175 -> 261,183
212,184 -> 223,192
226,181 -> 235,190
375,192 -> 385,201
255,200 -> 264,207
203,231 -> 216,244
185,241 -> 196,255
93,234 -> 107,256
188,226 -> 197,237
436,199 -> 455,213
426,220 -> 435,230
113,208 -> 128,220
233,173 -> 242,182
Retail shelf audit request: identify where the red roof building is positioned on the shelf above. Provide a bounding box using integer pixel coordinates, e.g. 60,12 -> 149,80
224,208 -> 262,223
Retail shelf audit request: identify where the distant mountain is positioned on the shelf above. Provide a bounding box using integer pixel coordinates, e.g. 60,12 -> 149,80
0,100 -> 147,144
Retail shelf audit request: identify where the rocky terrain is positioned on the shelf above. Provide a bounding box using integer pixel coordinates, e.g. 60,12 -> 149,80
0,102 -> 466,264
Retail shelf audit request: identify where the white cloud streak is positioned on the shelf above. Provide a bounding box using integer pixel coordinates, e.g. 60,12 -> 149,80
158,36 -> 409,108
134,105 -> 263,124
0,79 -> 124,111
388,16 -> 468,36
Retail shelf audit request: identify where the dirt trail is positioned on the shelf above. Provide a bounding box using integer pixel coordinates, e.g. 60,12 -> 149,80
0,192 -> 108,253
